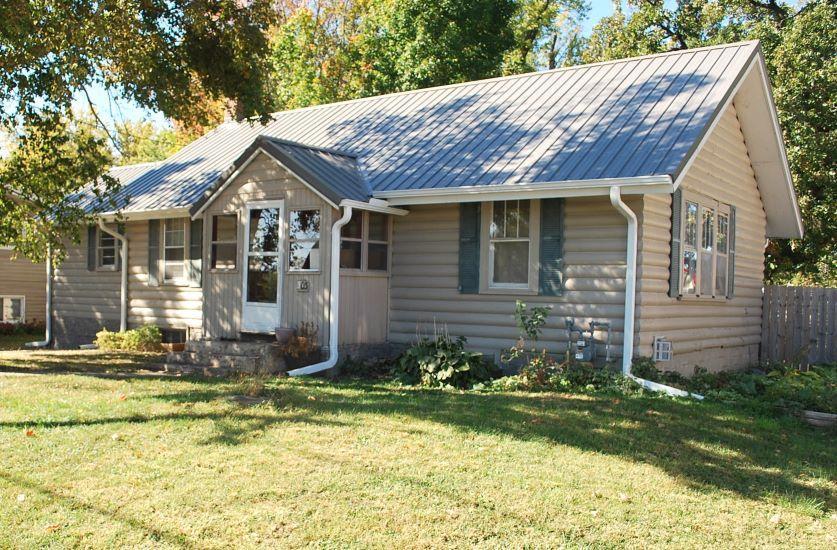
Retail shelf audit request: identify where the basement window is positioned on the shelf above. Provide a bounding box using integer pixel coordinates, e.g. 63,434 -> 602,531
0,296 -> 24,323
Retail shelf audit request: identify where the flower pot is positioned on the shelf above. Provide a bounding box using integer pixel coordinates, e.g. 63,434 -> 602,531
275,327 -> 294,345
801,410 -> 837,428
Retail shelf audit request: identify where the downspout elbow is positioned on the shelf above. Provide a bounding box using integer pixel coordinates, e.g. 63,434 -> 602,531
26,247 -> 53,348
609,187 -> 702,400
287,205 -> 353,376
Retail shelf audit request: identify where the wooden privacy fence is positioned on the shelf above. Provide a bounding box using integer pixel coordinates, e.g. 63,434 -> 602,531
761,286 -> 837,366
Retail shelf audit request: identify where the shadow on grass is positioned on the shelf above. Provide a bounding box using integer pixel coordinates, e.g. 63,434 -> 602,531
0,470 -> 196,548
3,377 -> 835,512
0,350 -> 165,375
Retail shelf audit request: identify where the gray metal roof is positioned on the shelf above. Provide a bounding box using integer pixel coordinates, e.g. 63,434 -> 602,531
99,41 -> 760,213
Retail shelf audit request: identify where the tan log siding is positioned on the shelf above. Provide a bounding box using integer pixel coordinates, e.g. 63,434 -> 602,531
339,274 -> 389,344
53,233 -> 120,321
204,152 -> 335,344
53,223 -> 203,331
636,102 -> 766,371
0,249 -> 46,322
389,196 -> 637,358
125,221 -> 202,332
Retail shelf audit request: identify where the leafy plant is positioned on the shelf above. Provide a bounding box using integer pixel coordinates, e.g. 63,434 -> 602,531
95,325 -> 162,352
395,333 -> 499,389
279,322 -> 320,359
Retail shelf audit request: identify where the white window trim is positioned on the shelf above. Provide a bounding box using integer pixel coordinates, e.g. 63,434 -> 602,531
339,211 -> 391,274
679,191 -> 732,300
0,295 -> 25,323
96,226 -> 118,271
481,200 -> 540,294
163,218 -> 188,285
210,212 -> 239,273
287,207 -> 322,273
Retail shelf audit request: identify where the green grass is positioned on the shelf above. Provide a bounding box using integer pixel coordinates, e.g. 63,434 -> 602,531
0,350 -> 834,548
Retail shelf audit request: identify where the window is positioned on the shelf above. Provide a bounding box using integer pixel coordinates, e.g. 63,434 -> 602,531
288,209 -> 321,271
678,193 -> 732,298
211,214 -> 237,270
340,211 -> 390,271
163,219 -> 186,283
489,200 -> 531,288
0,296 -> 24,323
367,212 -> 389,271
97,228 -> 117,269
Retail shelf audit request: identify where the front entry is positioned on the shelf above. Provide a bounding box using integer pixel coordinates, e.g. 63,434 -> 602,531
241,200 -> 284,333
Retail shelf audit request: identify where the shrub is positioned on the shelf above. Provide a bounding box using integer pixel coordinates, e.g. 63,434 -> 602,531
0,320 -> 46,336
395,333 -> 500,389
95,325 -> 163,352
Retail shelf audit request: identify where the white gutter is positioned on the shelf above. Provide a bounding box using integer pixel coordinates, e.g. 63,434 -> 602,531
376,175 -> 673,206
608,187 -> 702,400
287,205 -> 354,376
25,247 -> 53,348
98,219 -> 128,332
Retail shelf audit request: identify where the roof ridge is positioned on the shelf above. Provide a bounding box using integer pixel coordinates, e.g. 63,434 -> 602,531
260,135 -> 357,159
233,40 -> 760,123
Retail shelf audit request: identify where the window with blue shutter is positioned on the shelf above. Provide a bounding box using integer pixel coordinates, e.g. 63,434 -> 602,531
539,198 -> 564,296
458,203 -> 480,294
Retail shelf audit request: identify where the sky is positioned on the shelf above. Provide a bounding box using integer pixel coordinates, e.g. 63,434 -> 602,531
72,1 -> 618,131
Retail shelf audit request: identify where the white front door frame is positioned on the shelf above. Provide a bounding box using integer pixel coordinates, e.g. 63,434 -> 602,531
241,199 -> 285,333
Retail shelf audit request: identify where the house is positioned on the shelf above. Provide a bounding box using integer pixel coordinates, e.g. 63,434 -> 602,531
0,246 -> 46,325
50,41 -> 802,376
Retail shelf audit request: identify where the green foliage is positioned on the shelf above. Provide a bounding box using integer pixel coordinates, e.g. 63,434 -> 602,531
95,325 -> 162,352
395,333 -> 500,389
115,121 -> 185,166
0,112 -> 117,263
578,0 -> 835,286
630,357 -> 836,414
0,0 -> 279,262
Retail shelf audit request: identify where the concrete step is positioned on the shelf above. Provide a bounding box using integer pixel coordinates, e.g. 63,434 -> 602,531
166,351 -> 263,373
163,363 -> 232,378
185,340 -> 279,356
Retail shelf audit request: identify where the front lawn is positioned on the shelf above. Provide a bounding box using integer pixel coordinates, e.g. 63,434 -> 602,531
0,351 -> 834,548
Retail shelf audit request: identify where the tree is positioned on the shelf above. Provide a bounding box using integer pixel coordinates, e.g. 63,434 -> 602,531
0,112 -> 116,263
115,121 -> 184,166
579,1 -> 835,286
0,0 -> 278,260
503,0 -> 589,73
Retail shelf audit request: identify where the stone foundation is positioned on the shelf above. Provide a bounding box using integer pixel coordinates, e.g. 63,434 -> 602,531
337,342 -> 407,362
53,315 -> 119,349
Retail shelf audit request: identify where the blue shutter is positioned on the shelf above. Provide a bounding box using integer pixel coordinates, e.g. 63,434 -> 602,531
188,218 -> 203,287
87,225 -> 97,271
669,189 -> 683,298
458,203 -> 480,294
727,205 -> 736,298
539,198 -> 564,296
148,220 -> 160,287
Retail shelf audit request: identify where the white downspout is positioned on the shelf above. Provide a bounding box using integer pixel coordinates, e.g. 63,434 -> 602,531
98,219 -> 128,332
288,205 -> 353,376
609,187 -> 702,399
25,246 -> 53,348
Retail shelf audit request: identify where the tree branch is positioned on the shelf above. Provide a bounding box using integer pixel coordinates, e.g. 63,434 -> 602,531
81,86 -> 122,153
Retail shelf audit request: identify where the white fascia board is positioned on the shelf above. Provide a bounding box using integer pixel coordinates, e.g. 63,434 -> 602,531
374,176 -> 673,206
97,207 -> 191,222
339,199 -> 409,216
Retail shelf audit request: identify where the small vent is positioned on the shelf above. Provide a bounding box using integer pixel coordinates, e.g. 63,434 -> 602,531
653,336 -> 672,362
